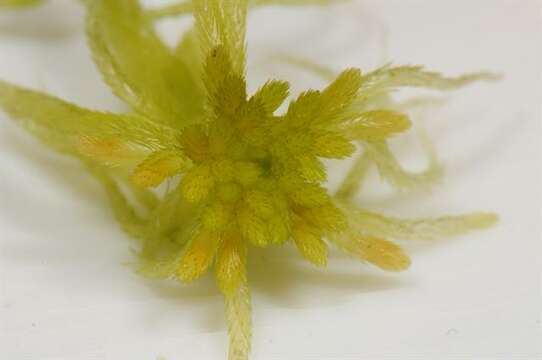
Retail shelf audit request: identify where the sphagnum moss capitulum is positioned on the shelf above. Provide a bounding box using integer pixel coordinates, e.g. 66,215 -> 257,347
0,1 -> 498,359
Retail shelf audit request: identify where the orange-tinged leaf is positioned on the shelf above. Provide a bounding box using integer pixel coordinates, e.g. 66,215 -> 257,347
177,230 -> 218,282
329,231 -> 410,271
132,150 -> 189,187
357,236 -> 411,271
180,125 -> 210,162
0,80 -> 180,153
78,136 -> 136,166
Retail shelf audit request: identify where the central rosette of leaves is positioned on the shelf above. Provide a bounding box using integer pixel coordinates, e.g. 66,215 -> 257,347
128,46 -> 412,295
0,0 -> 499,358
175,48 -> 356,285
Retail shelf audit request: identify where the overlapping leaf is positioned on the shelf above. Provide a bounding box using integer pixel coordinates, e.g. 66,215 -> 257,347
86,0 -> 204,126
0,80 -> 180,157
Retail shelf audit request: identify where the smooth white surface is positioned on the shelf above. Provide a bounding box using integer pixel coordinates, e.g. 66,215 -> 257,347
0,1 -> 540,359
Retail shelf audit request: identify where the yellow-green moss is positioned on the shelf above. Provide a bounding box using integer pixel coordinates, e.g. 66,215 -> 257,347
0,1 -> 498,359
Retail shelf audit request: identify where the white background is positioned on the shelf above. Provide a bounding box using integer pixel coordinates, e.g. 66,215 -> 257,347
0,0 -> 540,359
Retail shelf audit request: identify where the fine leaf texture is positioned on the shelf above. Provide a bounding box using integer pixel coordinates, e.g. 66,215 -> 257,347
251,80 -> 290,114
292,217 -> 328,266
0,80 -> 180,155
216,233 -> 248,297
175,28 -> 206,96
277,57 -> 498,114
0,2 -> 500,359
225,281 -> 252,360
86,0 -> 204,126
341,110 -> 412,141
353,64 -> 500,108
339,201 -> 499,240
132,151 -> 191,188
316,68 -> 363,125
328,230 -> 411,271
177,230 -> 219,282
193,0 -> 249,76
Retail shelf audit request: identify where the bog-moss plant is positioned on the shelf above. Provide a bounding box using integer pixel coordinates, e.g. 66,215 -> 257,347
0,0 -> 497,359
